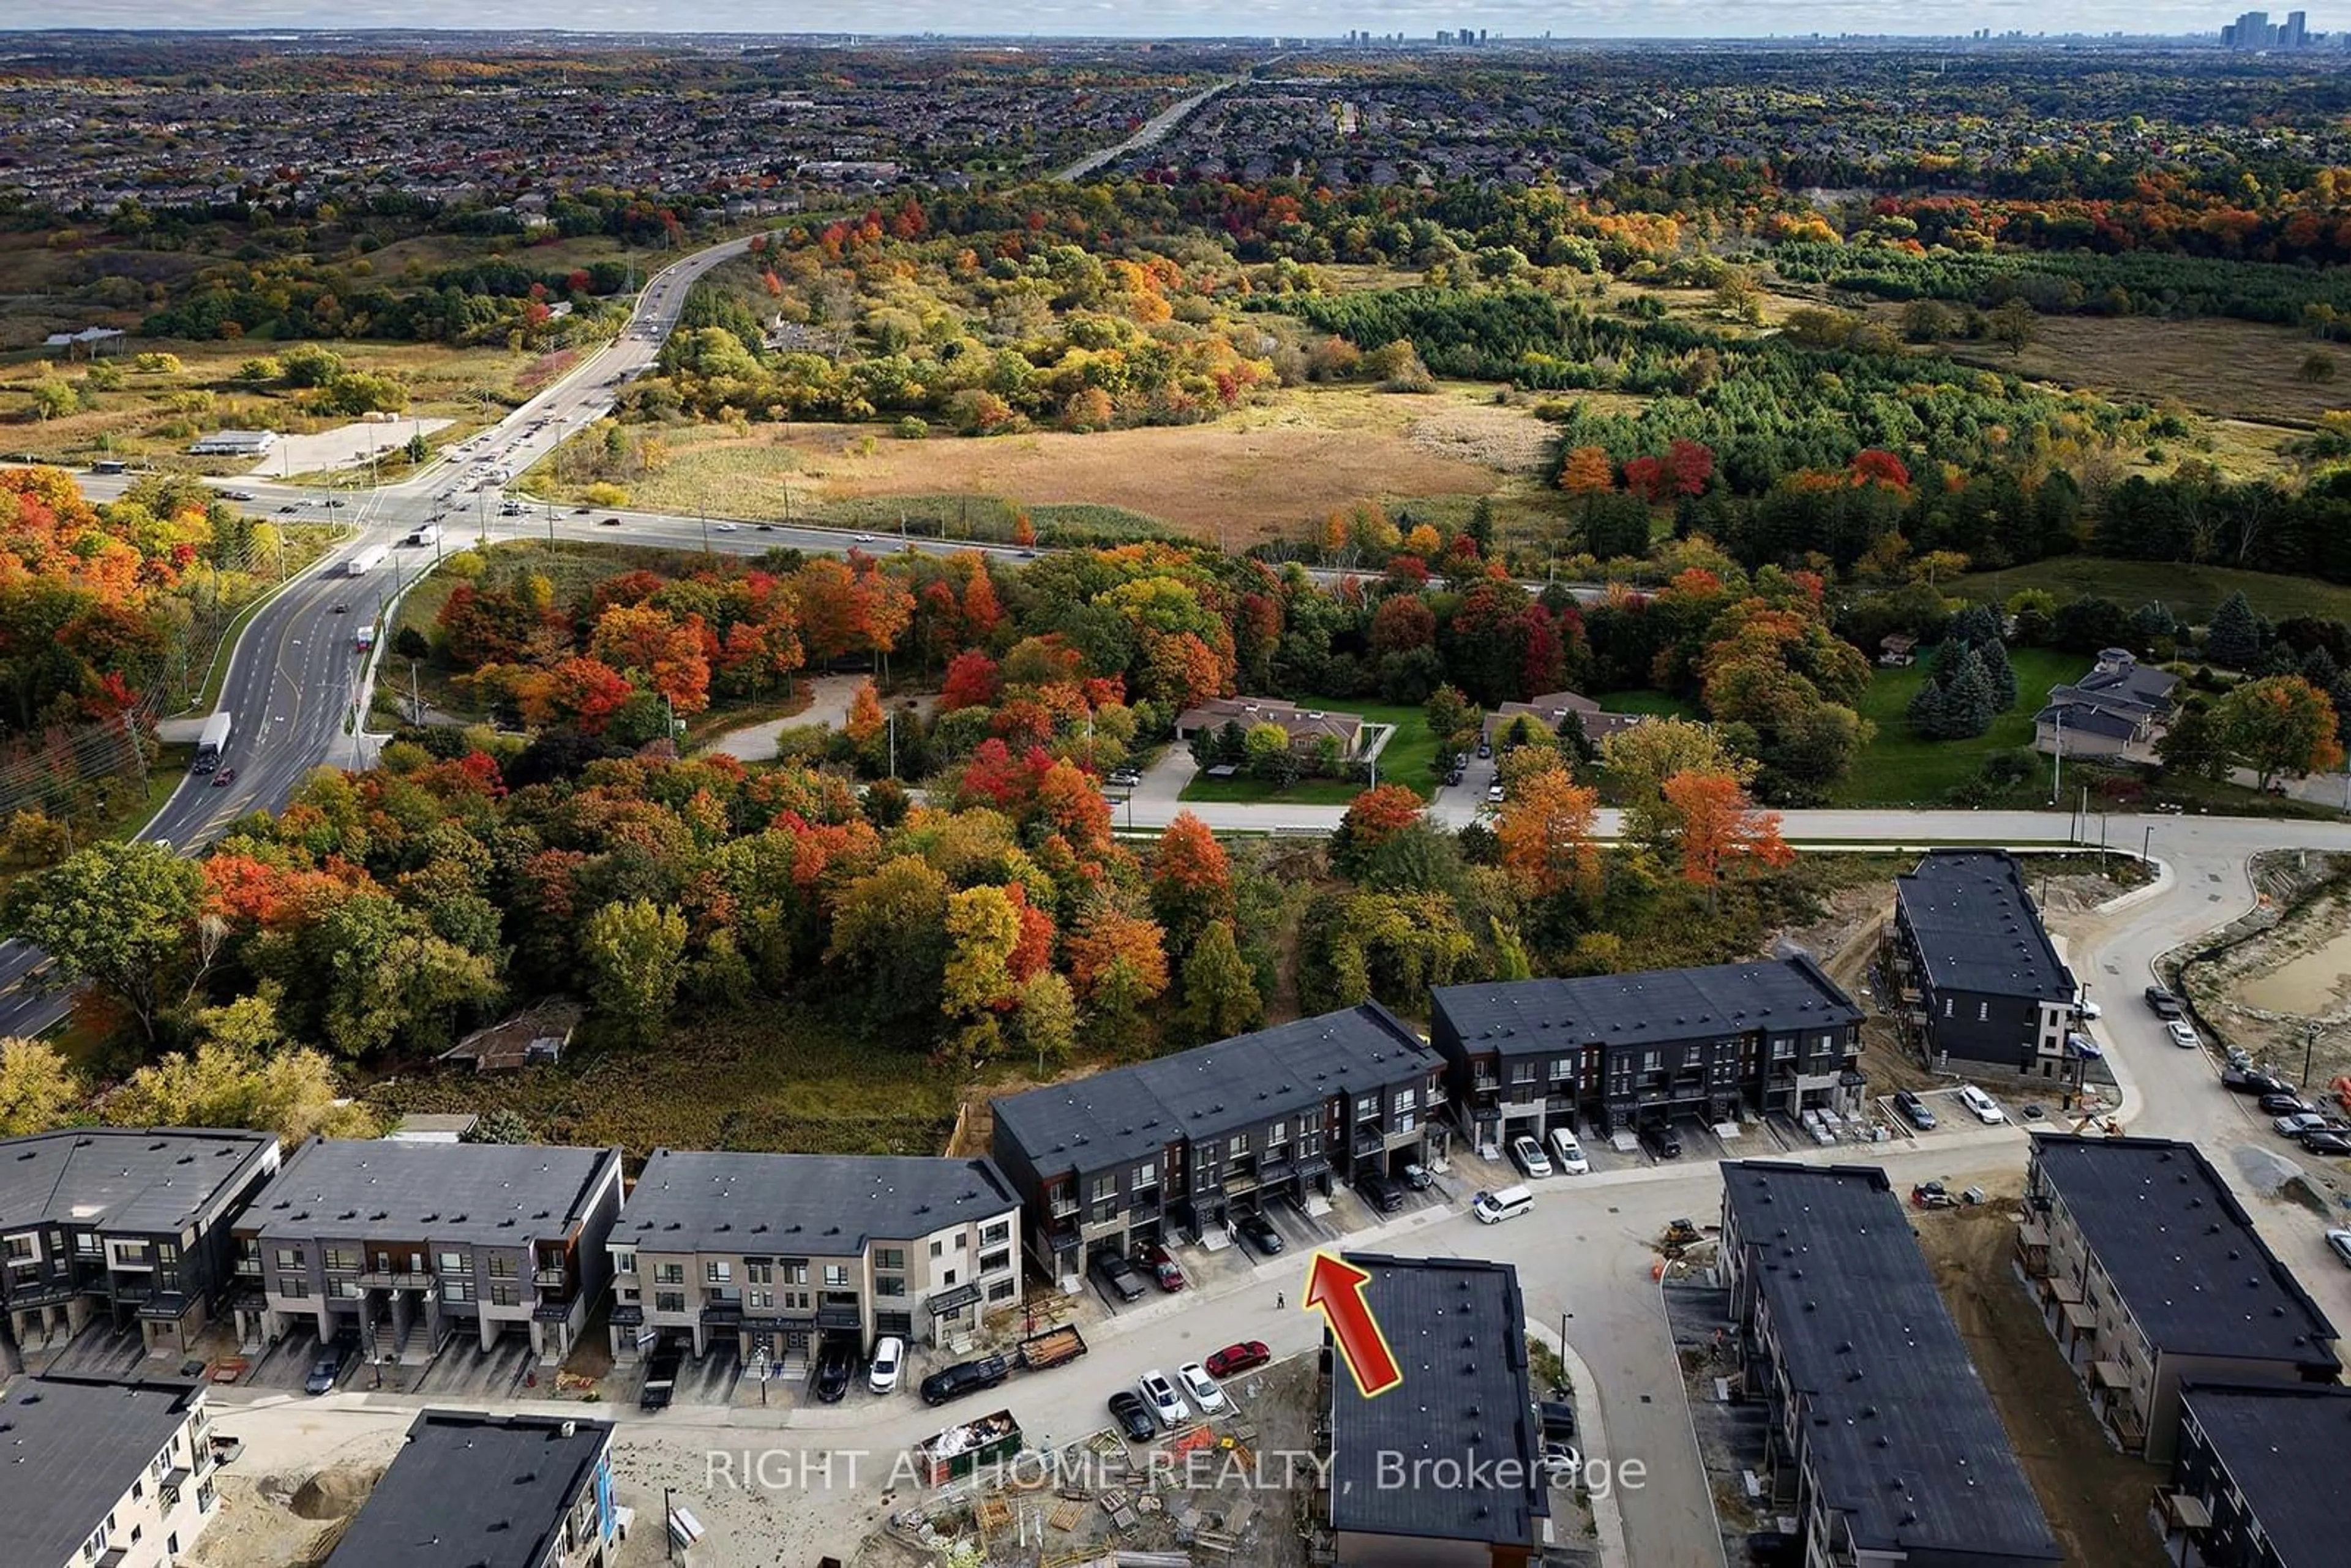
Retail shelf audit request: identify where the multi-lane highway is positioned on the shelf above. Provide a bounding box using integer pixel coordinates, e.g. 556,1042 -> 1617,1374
0,235 -> 754,1035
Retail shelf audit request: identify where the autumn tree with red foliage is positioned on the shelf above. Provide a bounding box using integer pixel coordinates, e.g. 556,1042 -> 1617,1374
1496,765 -> 1602,903
1661,769 -> 1796,893
1148,812 -> 1235,955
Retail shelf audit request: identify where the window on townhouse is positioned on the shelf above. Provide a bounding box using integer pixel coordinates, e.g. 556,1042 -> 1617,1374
1683,1045 -> 1703,1067
1943,998 -> 1954,1018
1359,1090 -> 1384,1115
1133,1161 -> 1157,1188
613,1251 -> 637,1275
1228,1133 -> 1250,1156
2,1236 -> 31,1260
282,1278 -> 309,1299
1396,1112 -> 1415,1135
705,1261 -> 732,1284
654,1291 -> 685,1314
929,1237 -> 945,1258
981,1248 -> 1011,1275
988,1278 -> 1018,1303
488,1256 -> 516,1278
1771,1038 -> 1794,1059
1397,1087 -> 1417,1109
157,1242 -> 178,1264
981,1220 -> 1010,1247
443,1280 -> 474,1304
331,1280 -> 362,1299
876,1275 -> 906,1297
438,1251 -> 469,1274
75,1232 -> 100,1257
875,1248 -> 905,1272
653,1263 -> 683,1286
784,1261 -> 808,1285
1641,1050 -> 1661,1073
823,1265 -> 850,1289
748,1289 -> 774,1309
1549,1059 -> 1572,1082
321,1248 -> 356,1273
490,1283 -> 519,1308
1089,1175 -> 1116,1204
1978,1002 -> 1989,1021
745,1261 -> 772,1285
274,1248 -> 306,1272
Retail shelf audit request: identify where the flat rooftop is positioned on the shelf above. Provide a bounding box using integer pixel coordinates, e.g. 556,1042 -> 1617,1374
1431,955 -> 1860,1057
617,1151 -> 1016,1254
992,1003 -> 1437,1177
246,1138 -> 620,1248
326,1409 -> 612,1568
2031,1135 -> 2339,1368
1327,1253 -> 1546,1547
1895,849 -> 2074,1002
0,1376 -> 204,1568
2178,1382 -> 2351,1567
1725,1161 -> 2059,1562
0,1127 -> 278,1237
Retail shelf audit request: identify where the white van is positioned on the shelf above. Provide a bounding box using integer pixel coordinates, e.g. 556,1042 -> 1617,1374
1472,1185 -> 1535,1224
1957,1084 -> 2006,1125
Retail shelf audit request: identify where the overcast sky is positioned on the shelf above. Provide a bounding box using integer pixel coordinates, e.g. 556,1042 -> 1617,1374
0,4 -> 2248,39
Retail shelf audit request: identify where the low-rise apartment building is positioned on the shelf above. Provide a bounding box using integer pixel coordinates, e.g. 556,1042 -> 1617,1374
1721,1160 -> 2059,1568
232,1139 -> 624,1367
991,1004 -> 1445,1288
2021,1134 -> 2339,1461
1,1128 -> 281,1357
1885,849 -> 2080,1076
1427,958 -> 1862,1150
1322,1254 -> 1546,1567
2,1375 -> 222,1568
606,1151 -> 1021,1364
324,1409 -> 619,1568
2155,1381 -> 2349,1568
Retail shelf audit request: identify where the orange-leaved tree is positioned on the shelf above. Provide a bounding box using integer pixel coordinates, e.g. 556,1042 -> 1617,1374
1662,768 -> 1794,898
1496,765 -> 1602,902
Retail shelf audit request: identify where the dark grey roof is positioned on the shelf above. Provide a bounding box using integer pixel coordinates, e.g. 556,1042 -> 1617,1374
0,1128 -> 278,1237
1430,955 -> 1859,1058
1723,1161 -> 2060,1562
2035,702 -> 2140,740
1894,850 -> 2075,1002
326,1409 -> 612,1568
247,1138 -> 620,1247
617,1152 -> 1017,1254
1327,1254 -> 1545,1547
0,1376 -> 204,1568
992,1004 -> 1438,1179
2178,1382 -> 2351,1567
2030,1135 -> 2339,1368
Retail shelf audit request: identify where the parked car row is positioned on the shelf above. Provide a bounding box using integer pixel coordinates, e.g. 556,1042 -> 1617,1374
1109,1359 -> 1237,1442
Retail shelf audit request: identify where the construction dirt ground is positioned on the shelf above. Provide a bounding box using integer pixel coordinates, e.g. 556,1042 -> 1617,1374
1909,1185 -> 2169,1568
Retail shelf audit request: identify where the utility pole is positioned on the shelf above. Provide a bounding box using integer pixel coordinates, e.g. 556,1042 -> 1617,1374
2050,707 -> 2064,807
2304,1021 -> 2320,1100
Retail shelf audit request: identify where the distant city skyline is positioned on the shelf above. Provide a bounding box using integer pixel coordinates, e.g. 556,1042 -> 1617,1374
0,5 -> 2331,42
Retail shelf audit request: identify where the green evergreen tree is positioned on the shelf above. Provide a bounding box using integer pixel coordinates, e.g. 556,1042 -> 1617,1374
1943,649 -> 1999,738
2205,591 -> 2263,669
1977,635 -> 2018,710
1907,675 -> 1952,739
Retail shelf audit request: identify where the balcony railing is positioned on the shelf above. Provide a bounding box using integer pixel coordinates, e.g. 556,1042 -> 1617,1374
1047,1193 -> 1079,1219
353,1269 -> 432,1291
533,1267 -> 568,1289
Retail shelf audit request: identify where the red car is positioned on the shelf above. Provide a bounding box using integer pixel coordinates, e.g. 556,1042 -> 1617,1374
1141,1244 -> 1186,1292
1204,1340 -> 1270,1379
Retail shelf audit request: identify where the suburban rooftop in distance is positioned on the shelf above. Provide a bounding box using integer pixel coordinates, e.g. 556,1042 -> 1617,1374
990,1002 -> 1435,1176
323,1409 -> 612,1568
1723,1160 -> 2060,1562
0,1127 -> 278,1235
1325,1252 -> 1547,1548
1895,849 -> 2074,1001
617,1150 -> 1016,1252
0,1375 -> 207,1568
2030,1134 -> 2340,1367
247,1137 -> 622,1247
1430,953 -> 1861,1054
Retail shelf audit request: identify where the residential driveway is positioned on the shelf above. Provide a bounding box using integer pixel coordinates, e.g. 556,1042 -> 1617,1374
702,675 -> 938,762
1128,748 -> 1196,817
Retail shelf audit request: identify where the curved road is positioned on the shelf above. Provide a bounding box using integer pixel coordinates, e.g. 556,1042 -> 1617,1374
0,234 -> 754,1035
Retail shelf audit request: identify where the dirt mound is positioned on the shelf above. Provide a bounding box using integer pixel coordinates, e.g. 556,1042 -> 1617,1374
289,1463 -> 383,1521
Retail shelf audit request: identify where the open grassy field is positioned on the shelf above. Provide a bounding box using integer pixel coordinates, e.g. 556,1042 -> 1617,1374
528,380 -> 1575,549
364,1009 -> 962,1160
1832,647 -> 2082,806
1179,697 -> 1439,805
1952,557 -> 2351,626
0,339 -> 567,472
1937,312 -> 2342,428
